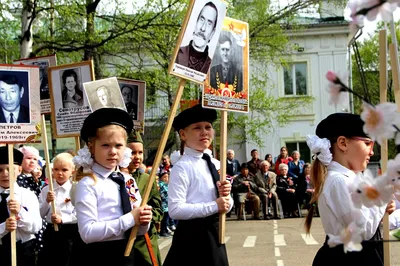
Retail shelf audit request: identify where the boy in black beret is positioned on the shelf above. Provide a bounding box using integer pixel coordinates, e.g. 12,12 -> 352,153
0,146 -> 42,266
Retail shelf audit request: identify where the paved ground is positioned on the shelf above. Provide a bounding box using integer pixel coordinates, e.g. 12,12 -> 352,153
158,214 -> 400,266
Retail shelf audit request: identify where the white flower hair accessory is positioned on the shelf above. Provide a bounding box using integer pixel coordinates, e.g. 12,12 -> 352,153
119,147 -> 132,168
72,146 -> 93,173
306,135 -> 332,166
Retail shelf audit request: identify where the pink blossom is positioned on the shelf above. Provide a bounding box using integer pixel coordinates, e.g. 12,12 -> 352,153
326,71 -> 348,105
326,71 -> 337,82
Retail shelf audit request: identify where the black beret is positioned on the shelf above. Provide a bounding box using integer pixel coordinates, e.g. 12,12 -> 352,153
172,104 -> 217,131
316,113 -> 368,140
80,108 -> 133,143
0,146 -> 24,166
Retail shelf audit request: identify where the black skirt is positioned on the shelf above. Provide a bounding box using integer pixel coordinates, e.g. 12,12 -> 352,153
313,228 -> 383,266
163,215 -> 229,266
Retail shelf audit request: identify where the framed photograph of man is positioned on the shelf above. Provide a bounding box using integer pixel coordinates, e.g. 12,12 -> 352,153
48,61 -> 94,138
203,17 -> 249,113
168,0 -> 227,84
117,78 -> 145,131
14,54 -> 57,114
83,77 -> 127,112
0,64 -> 40,143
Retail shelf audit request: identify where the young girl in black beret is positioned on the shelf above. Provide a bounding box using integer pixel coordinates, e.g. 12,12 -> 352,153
72,108 -> 152,266
305,113 -> 395,266
163,104 -> 233,266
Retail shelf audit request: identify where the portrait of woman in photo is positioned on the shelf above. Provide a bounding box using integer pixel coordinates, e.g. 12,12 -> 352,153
61,69 -> 84,108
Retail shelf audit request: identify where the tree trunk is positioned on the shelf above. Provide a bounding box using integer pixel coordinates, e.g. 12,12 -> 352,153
83,0 -> 102,79
20,0 -> 34,58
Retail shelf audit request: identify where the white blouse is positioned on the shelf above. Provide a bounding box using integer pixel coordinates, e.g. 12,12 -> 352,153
75,163 -> 148,244
0,184 -> 42,244
39,180 -> 77,224
319,161 -> 385,240
168,147 -> 233,220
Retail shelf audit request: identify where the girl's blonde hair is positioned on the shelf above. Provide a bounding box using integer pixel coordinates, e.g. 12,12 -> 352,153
75,125 -> 128,183
304,157 -> 328,233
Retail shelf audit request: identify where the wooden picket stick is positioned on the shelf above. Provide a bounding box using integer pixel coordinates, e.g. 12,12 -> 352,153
8,144 -> 17,266
124,78 -> 186,256
41,115 -> 58,231
219,110 -> 227,244
379,29 -> 390,266
75,136 -> 81,152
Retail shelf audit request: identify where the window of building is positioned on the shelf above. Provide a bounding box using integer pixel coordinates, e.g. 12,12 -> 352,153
283,62 -> 308,96
285,141 -> 311,163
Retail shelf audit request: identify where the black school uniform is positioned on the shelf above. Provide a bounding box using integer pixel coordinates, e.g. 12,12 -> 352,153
163,147 -> 233,266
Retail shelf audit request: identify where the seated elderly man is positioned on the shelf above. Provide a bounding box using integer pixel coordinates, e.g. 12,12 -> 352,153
276,163 -> 298,218
232,164 -> 261,220
254,160 -> 280,220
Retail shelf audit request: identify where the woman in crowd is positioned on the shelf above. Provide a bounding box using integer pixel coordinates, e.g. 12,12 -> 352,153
276,163 -> 298,218
264,154 -> 275,172
274,147 -> 293,175
288,150 -> 305,179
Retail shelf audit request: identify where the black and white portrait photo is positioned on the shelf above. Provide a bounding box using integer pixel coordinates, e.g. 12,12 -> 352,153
169,0 -> 227,83
117,78 -> 145,131
31,61 -> 50,100
13,54 -> 57,114
83,77 -> 126,112
209,31 -> 243,92
0,71 -> 30,124
59,68 -> 84,108
120,83 -> 138,120
48,61 -> 93,138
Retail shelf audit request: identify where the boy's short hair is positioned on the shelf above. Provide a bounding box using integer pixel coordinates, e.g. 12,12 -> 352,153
0,146 -> 23,165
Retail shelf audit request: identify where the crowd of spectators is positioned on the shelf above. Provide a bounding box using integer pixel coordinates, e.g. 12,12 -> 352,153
227,147 -> 317,220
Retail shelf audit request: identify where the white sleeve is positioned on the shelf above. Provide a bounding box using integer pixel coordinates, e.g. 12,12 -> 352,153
326,176 -> 385,240
38,186 -> 51,219
168,164 -> 218,220
75,179 -> 135,244
18,190 -> 42,234
389,209 -> 400,230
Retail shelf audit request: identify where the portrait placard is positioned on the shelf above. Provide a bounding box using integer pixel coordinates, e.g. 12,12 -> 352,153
117,78 -> 146,132
0,64 -> 40,143
168,0 -> 227,84
14,54 -> 57,114
83,77 -> 127,112
48,61 -> 94,138
203,17 -> 249,113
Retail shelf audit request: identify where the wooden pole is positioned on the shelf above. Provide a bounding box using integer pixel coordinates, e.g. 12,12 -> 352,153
8,144 -> 17,266
379,29 -> 391,266
75,136 -> 81,152
388,18 -> 400,265
124,78 -> 186,256
41,115 -> 58,231
219,110 -> 227,243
